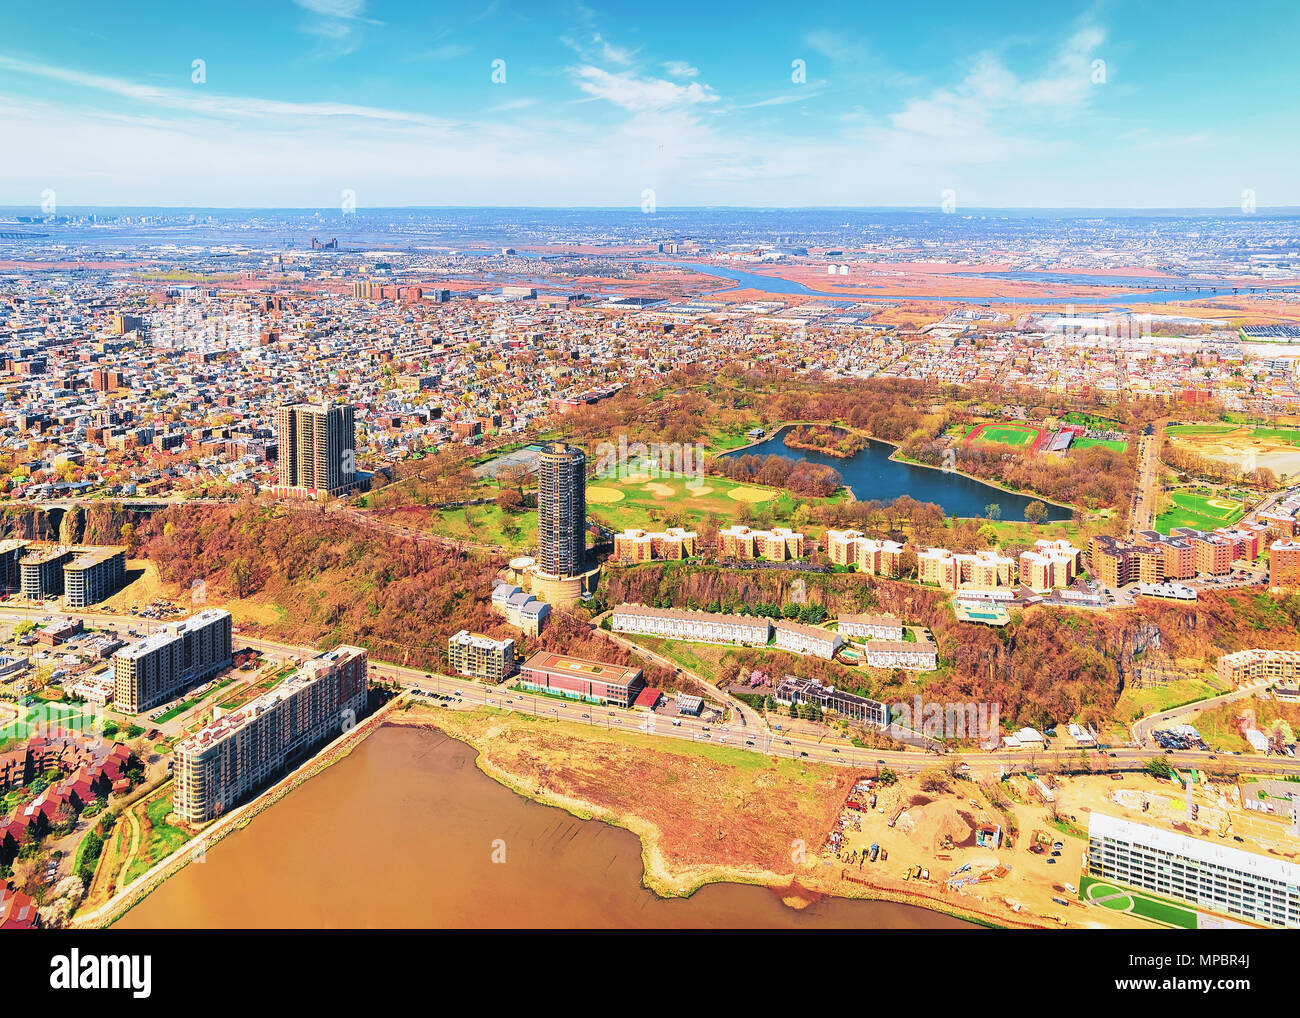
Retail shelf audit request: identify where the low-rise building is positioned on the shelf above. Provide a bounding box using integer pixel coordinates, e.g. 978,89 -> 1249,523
516,650 -> 644,707
863,639 -> 937,671
837,613 -> 904,641
611,603 -> 771,645
1217,648 -> 1300,687
718,525 -> 805,561
611,527 -> 698,562
772,619 -> 841,660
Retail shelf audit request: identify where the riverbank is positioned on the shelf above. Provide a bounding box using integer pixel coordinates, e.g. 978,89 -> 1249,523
390,705 -> 1045,928
75,694 -> 402,928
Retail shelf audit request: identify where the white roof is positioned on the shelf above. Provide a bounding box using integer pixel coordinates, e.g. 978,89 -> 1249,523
1090,812 -> 1300,887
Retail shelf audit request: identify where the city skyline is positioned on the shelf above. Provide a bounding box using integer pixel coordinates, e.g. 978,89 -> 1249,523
3,0 -> 1299,209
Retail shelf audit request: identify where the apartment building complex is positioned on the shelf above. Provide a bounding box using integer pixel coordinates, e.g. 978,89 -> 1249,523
825,530 -> 904,577
1087,812 -> 1300,929
446,629 -> 516,682
1091,527 -> 1245,587
837,613 -> 905,641
275,401 -> 358,497
112,608 -> 233,713
62,546 -> 126,608
1017,539 -> 1081,593
172,645 -> 368,823
517,650 -> 644,707
863,639 -> 937,671
1216,648 -> 1300,687
718,525 -> 805,561
772,619 -> 842,660
19,546 -> 73,601
611,603 -> 772,646
611,527 -> 698,562
1270,540 -> 1300,590
918,547 -> 1015,592
537,442 -> 586,578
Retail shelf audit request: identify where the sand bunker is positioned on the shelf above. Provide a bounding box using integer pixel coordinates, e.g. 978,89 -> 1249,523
643,483 -> 677,499
685,484 -> 714,497
587,486 -> 625,504
727,486 -> 776,504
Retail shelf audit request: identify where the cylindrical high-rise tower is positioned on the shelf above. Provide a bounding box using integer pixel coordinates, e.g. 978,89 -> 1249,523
537,442 -> 587,578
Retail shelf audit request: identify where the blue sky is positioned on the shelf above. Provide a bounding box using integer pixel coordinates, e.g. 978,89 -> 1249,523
2,0 -> 1298,208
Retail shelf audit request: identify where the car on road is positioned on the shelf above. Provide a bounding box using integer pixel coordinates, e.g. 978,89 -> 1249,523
581,713 -> 590,719
832,748 -> 840,754
745,740 -> 754,746
799,751 -> 808,757
671,719 -> 682,726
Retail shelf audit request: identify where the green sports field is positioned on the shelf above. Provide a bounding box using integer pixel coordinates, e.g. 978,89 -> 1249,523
970,424 -> 1040,448
1155,490 -> 1246,534
1080,875 -> 1200,929
1073,437 -> 1129,453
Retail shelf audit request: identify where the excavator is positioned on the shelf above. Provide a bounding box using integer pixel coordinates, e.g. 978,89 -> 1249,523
1218,814 -> 1232,839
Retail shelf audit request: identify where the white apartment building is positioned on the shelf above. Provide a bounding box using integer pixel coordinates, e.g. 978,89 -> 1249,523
611,604 -> 771,645
1087,812 -> 1300,929
838,613 -> 905,641
172,645 -> 368,824
772,619 -> 842,660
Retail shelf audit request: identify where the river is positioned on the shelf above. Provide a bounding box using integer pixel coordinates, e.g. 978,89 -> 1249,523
115,726 -> 971,929
728,427 -> 1072,522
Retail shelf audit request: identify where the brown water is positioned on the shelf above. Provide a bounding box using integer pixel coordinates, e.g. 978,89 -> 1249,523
117,725 -> 973,929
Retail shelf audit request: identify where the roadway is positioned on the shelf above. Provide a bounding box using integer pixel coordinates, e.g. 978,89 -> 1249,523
9,603 -> 1300,780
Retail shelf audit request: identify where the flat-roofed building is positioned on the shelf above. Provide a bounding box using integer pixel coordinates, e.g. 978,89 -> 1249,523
1087,812 -> 1300,929
0,539 -> 29,593
172,646 -> 368,823
517,650 -> 644,707
1270,539 -> 1300,590
447,630 -> 516,682
1217,648 -> 1300,687
837,613 -> 904,641
774,675 -> 889,727
827,531 -> 904,576
112,608 -> 233,713
19,546 -> 73,600
918,547 -> 960,590
611,527 -> 698,562
718,525 -> 804,562
1018,539 -> 1080,592
275,401 -> 358,498
62,546 -> 126,608
772,619 -> 841,660
611,603 -> 771,645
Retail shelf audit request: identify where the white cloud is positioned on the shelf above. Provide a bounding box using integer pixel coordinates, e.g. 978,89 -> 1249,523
571,66 -> 719,112
662,60 -> 699,79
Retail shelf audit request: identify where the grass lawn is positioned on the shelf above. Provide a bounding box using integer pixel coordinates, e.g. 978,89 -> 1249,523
1073,437 -> 1129,453
123,788 -> 193,885
1113,673 -> 1229,722
427,505 -> 537,548
587,472 -> 816,533
1155,490 -> 1246,533
0,701 -> 101,743
1080,875 -> 1200,929
1167,424 -> 1236,437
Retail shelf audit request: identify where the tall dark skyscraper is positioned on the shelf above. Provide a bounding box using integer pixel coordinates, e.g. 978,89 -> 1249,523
276,402 -> 357,496
537,442 -> 586,577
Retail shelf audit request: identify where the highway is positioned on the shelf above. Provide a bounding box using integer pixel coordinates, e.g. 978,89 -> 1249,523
8,603 -> 1300,780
